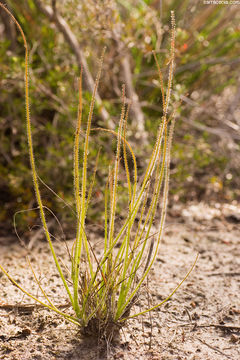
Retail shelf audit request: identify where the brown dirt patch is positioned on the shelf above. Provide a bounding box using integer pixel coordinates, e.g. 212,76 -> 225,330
0,202 -> 239,359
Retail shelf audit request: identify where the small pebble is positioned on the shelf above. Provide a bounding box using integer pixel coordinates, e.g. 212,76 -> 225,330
230,334 -> 239,343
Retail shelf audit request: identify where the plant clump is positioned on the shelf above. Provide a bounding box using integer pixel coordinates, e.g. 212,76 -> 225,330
0,4 -> 197,341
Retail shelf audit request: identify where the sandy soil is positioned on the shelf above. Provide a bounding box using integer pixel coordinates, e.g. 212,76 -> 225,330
0,202 -> 239,360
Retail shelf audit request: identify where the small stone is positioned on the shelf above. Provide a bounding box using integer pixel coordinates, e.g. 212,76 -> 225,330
230,334 -> 239,343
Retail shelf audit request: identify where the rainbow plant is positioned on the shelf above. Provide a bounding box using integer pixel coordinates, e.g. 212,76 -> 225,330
0,4 -> 197,340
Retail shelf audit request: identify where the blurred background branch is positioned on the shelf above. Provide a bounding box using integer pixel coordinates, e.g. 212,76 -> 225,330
34,0 -> 114,129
